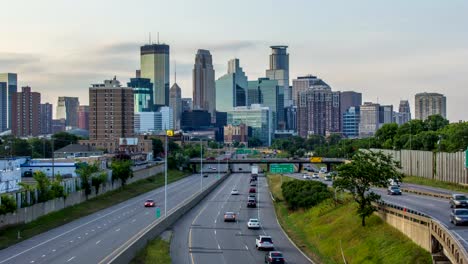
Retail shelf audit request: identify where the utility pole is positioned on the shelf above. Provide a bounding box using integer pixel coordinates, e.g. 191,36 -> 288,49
200,138 -> 203,191
164,132 -> 168,217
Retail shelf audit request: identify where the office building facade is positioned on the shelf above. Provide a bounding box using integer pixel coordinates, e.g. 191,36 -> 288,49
12,86 -> 41,137
181,110 -> 211,131
215,58 -> 248,112
128,77 -> 154,112
394,100 -> 411,125
224,124 -> 249,145
248,78 -> 284,130
415,92 -> 446,120
227,104 -> 273,146
140,44 -> 170,107
297,86 -> 341,137
343,106 -> 360,138
379,105 -> 394,125
169,83 -> 182,130
359,102 -> 380,138
193,49 -> 216,123
0,73 -> 18,132
266,46 -> 291,107
135,112 -> 162,133
56,97 -> 80,129
292,75 -> 329,106
78,105 -> 89,130
181,98 -> 193,112
40,103 -> 53,135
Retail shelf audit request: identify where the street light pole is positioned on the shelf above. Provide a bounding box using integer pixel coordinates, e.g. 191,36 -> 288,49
164,132 -> 168,217
200,138 -> 203,191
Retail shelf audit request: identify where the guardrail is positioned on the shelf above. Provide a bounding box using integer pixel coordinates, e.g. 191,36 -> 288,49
99,173 -> 230,264
401,188 -> 452,200
375,201 -> 468,264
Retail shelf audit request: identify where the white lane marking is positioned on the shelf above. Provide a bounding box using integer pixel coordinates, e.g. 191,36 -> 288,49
29,261 -> 34,263
52,249 -> 56,252
214,230 -> 217,235
69,240 -> 73,243
132,219 -> 136,223
67,256 -> 75,262
244,245 -> 248,250
214,219 -> 217,224
115,228 -> 120,232
97,226 -> 101,229
91,229 -> 95,232
145,212 -> 149,215
41,255 -> 46,258
85,233 -> 88,235
217,244 -> 221,250
77,237 -> 81,239
96,240 -> 101,245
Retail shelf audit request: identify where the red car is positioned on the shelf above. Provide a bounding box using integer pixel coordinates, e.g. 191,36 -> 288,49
249,188 -> 256,193
206,157 -> 216,160
144,199 -> 156,207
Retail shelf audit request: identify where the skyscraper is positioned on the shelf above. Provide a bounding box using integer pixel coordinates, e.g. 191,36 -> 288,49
181,98 -> 193,112
78,105 -> 90,130
215,58 -> 248,112
297,86 -> 341,137
85,77 -> 134,153
359,102 -> 380,138
248,78 -> 284,130
227,104 -> 273,146
127,77 -> 154,112
394,100 -> 411,125
40,103 -> 53,135
169,83 -> 182,130
56,97 -> 80,129
343,106 -> 360,138
193,49 -> 216,123
415,92 -> 446,120
340,91 -> 362,116
0,73 -> 18,132
266,46 -> 290,107
379,105 -> 394,125
140,44 -> 170,107
291,75 -> 329,106
12,86 -> 41,137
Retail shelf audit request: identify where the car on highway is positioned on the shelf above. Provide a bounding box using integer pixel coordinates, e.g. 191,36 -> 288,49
209,166 -> 217,170
450,194 -> 468,208
231,189 -> 240,195
247,199 -> 257,208
387,185 -> 402,195
256,235 -> 274,250
249,187 -> 256,193
248,193 -> 257,200
303,174 -> 311,180
224,212 -> 237,222
144,199 -> 156,207
250,182 -> 257,187
247,218 -> 260,229
320,167 -> 327,173
203,174 -> 208,178
265,251 -> 285,264
324,174 -> 332,181
388,178 -> 401,187
206,157 -> 216,160
450,209 -> 468,225
312,173 -> 319,179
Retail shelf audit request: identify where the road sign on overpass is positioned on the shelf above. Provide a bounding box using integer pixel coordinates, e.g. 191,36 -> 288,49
310,157 -> 322,163
270,164 -> 294,173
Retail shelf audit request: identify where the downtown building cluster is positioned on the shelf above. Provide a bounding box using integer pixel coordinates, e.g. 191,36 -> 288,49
0,45 -> 448,151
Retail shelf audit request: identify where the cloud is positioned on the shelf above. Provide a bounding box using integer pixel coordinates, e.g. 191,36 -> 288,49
96,42 -> 141,55
0,52 -> 42,71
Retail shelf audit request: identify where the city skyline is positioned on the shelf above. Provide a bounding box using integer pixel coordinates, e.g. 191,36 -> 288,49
0,0 -> 467,121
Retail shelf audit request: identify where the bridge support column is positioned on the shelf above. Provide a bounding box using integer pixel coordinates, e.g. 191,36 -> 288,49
298,163 -> 303,173
192,163 -> 197,173
326,163 -> 332,172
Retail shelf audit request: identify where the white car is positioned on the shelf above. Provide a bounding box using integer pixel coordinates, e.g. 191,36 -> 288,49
256,235 -> 274,250
312,173 -> 319,179
303,174 -> 311,179
231,189 -> 240,195
247,218 -> 260,229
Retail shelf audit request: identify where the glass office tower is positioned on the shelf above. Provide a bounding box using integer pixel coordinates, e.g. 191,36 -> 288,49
227,104 -> 273,146
140,44 -> 170,107
128,77 -> 154,112
247,78 -> 284,130
215,59 -> 248,112
0,73 -> 18,132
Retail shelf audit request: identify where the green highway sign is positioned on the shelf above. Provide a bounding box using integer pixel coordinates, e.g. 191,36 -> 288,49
156,207 -> 161,218
465,148 -> 468,168
236,148 -> 252,154
270,164 -> 294,174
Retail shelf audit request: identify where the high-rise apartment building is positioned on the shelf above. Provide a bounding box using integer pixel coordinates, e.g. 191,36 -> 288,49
84,77 -> 134,153
78,105 -> 90,130
297,86 -> 341,137
216,58 -> 248,112
291,75 -> 329,106
266,46 -> 291,107
56,97 -> 80,129
340,91 -> 362,116
379,105 -> 394,125
40,103 -> 53,135
394,100 -> 411,125
224,124 -> 249,145
415,92 -> 446,120
0,73 -> 18,132
169,83 -> 182,130
227,104 -> 273,146
181,98 -> 193,112
140,44 -> 170,107
343,106 -> 360,138
359,102 -> 380,138
128,77 -> 154,112
248,78 -> 284,130
12,86 -> 41,137
193,49 -> 216,123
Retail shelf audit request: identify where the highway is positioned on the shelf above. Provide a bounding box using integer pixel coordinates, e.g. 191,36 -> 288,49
285,172 -> 468,251
171,164 -> 312,264
0,172 -> 221,264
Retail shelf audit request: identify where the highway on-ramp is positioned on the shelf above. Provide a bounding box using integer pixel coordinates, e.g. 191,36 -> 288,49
171,169 -> 312,264
0,173 -> 220,264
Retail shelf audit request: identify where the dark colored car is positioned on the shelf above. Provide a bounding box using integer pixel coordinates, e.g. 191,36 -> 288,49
387,185 -> 402,195
206,157 -> 216,160
247,199 -> 257,208
144,199 -> 156,207
450,209 -> 468,226
450,194 -> 468,208
224,212 -> 237,222
203,174 -> 208,178
249,188 -> 256,193
265,251 -> 285,264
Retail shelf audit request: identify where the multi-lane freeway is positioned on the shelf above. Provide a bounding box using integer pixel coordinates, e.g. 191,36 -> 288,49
171,165 -> 312,264
286,172 -> 468,251
0,173 -> 221,264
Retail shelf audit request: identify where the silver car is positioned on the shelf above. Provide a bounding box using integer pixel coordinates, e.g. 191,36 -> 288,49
450,209 -> 468,226
450,194 -> 468,208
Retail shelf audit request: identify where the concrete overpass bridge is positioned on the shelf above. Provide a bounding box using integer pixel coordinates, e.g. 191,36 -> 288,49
189,157 -> 348,172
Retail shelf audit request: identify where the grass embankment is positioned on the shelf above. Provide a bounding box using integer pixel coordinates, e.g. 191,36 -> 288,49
267,174 -> 432,264
0,170 -> 188,250
132,237 -> 171,264
404,175 -> 468,193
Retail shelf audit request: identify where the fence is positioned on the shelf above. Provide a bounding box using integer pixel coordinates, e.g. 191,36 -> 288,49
0,164 -> 163,229
371,149 -> 468,185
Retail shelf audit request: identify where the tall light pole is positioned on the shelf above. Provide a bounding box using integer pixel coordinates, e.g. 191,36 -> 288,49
200,137 -> 203,191
217,142 -> 220,179
164,132 -> 168,217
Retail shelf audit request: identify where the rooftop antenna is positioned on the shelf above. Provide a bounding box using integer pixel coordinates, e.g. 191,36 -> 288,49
174,60 -> 177,83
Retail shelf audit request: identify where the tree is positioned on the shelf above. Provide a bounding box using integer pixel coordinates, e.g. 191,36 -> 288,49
248,137 -> 262,147
281,180 -> 331,210
333,150 -> 403,226
425,114 -> 449,132
52,132 -> 80,150
33,171 -> 52,202
111,160 -> 133,187
152,138 -> 164,157
375,123 -> 398,148
77,163 -> 100,198
0,194 -> 17,215
91,172 -> 108,195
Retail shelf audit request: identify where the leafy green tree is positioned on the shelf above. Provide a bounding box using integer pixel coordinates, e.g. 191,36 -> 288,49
282,180 -> 331,210
425,114 -> 449,132
248,137 -> 262,147
111,160 -> 133,187
77,163 -> 100,198
333,150 -> 403,226
152,138 -> 164,157
50,174 -> 65,199
305,135 -> 326,150
375,123 -> 398,148
33,171 -> 53,202
440,122 -> 468,152
233,141 -> 240,148
91,172 -> 108,195
52,132 -> 80,150
0,194 -> 17,214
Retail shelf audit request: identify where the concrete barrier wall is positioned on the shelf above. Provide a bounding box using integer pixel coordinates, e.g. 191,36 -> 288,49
102,173 -> 230,264
0,164 -> 164,229
437,152 -> 467,185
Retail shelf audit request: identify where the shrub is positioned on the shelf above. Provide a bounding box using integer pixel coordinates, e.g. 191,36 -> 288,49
0,194 -> 17,214
281,180 -> 331,210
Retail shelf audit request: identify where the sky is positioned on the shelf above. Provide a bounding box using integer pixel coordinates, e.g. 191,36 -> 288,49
1,0 -> 467,121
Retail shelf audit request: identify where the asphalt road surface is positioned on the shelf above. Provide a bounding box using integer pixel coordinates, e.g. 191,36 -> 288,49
285,173 -> 468,251
171,172 -> 312,264
0,173 -> 220,264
